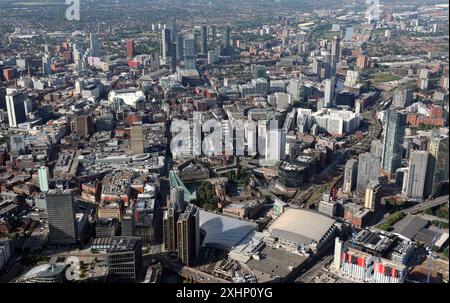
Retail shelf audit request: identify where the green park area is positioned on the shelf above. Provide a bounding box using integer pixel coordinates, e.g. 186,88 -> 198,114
369,73 -> 401,83
379,212 -> 405,231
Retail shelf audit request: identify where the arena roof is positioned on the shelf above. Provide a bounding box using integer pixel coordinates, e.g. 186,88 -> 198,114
199,210 -> 258,251
268,208 -> 336,246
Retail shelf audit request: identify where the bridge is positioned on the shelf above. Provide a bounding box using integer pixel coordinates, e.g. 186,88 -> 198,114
377,195 -> 449,226
404,195 -> 449,215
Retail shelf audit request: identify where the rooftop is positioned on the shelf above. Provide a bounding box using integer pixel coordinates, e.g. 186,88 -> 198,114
199,210 -> 258,251
268,208 -> 336,246
107,236 -> 140,253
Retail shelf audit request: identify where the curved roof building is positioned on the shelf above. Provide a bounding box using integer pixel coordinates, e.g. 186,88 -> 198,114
199,210 -> 258,251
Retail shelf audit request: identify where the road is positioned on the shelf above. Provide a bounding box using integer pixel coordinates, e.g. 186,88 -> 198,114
377,195 -> 449,226
404,195 -> 449,215
296,254 -> 333,283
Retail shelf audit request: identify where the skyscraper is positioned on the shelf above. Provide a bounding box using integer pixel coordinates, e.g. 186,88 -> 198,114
163,204 -> 177,252
169,42 -> 177,72
169,19 -> 177,43
89,33 -> 101,57
343,158 -> 358,193
176,204 -> 200,266
201,25 -> 208,54
42,54 -> 52,76
126,39 -> 135,59
356,152 -> 381,194
170,186 -> 185,212
38,166 -> 50,192
381,111 -> 406,177
161,28 -> 171,61
404,150 -> 429,201
46,189 -> 78,245
323,78 -> 335,108
6,92 -> 26,128
211,25 -> 217,50
265,128 -> 286,163
425,135 -> 449,197
221,25 -> 231,56
331,36 -> 340,75
176,34 -> 184,61
184,34 -> 196,70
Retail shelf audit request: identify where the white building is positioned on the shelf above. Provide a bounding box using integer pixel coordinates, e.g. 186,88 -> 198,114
311,109 -> 361,136
265,128 -> 286,163
38,166 -> 50,192
344,70 -> 359,87
108,89 -> 146,107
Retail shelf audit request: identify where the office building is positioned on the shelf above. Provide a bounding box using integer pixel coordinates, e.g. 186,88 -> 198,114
89,33 -> 101,57
184,34 -> 196,70
163,205 -> 177,251
42,54 -> 52,76
392,89 -> 413,108
170,186 -> 185,212
169,19 -> 177,43
161,28 -> 171,61
381,111 -> 406,177
323,78 -> 335,108
201,25 -> 208,54
221,25 -> 231,56
425,135 -> 449,197
211,25 -> 217,49
177,204 -> 200,266
169,42 -> 177,72
404,150 -> 429,201
365,181 -> 381,211
265,128 -> 286,163
122,208 -> 135,237
331,36 -> 340,75
343,158 -> 358,193
176,34 -> 184,61
46,190 -> 78,245
356,152 -> 380,194
6,92 -> 26,128
107,237 -> 142,281
130,124 -> 145,155
38,166 -> 50,192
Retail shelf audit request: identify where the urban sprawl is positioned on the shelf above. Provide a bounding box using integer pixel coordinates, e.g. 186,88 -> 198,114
0,0 -> 448,284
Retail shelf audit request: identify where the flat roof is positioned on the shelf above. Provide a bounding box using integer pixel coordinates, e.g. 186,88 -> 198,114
107,236 -> 140,253
392,215 -> 428,240
268,208 -> 335,245
246,245 -> 308,282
